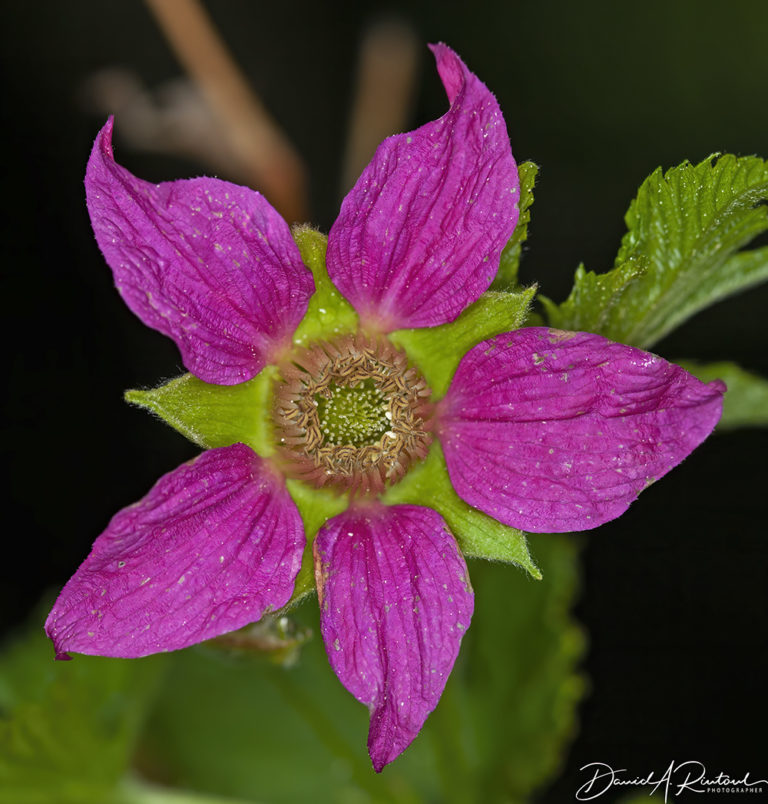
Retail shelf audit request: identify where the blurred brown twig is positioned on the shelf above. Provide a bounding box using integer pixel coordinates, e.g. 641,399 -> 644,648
340,19 -> 419,198
144,0 -> 308,222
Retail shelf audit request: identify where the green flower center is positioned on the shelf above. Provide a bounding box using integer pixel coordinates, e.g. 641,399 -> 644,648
315,379 -> 390,447
273,333 -> 433,495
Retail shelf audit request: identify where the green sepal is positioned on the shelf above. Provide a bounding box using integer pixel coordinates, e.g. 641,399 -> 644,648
543,154 -> 768,348
675,360 -> 768,430
281,480 -> 348,609
390,287 -> 536,399
492,161 -> 539,290
384,442 -> 541,579
290,226 -> 358,347
125,368 -> 277,457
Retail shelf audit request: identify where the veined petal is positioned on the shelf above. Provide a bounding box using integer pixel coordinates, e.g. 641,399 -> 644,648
314,504 -> 473,772
440,328 -> 725,533
86,118 -> 314,385
46,444 -> 304,658
327,44 -> 519,331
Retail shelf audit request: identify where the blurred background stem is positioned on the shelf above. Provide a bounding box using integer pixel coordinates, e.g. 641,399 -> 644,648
144,0 -> 309,222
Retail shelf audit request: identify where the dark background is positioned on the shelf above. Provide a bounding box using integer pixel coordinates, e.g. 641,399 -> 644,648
2,0 -> 766,800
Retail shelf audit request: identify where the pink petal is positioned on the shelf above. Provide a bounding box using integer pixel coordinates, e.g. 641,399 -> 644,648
440,328 -> 725,533
45,444 -> 304,658
314,503 -> 473,771
86,118 -> 314,385
326,44 -> 519,331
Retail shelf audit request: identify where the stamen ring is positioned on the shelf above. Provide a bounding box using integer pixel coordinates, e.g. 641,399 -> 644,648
273,333 -> 433,495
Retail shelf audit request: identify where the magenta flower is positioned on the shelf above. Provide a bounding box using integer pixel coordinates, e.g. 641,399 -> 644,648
46,44 -> 724,771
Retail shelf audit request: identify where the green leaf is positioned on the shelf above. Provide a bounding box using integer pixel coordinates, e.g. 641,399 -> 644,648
125,368 -> 277,457
0,603 -> 167,804
675,360 -> 768,430
682,245 -> 768,319
391,288 -> 536,399
492,161 -> 539,289
544,154 -> 768,347
290,226 -> 358,347
540,259 -> 646,337
384,442 -> 541,579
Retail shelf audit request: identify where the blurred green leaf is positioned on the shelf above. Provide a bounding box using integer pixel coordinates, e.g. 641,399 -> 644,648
0,604 -> 167,804
138,604 -> 438,804
139,537 -> 583,803
456,536 -> 586,803
543,154 -> 768,347
116,778 -> 256,804
675,360 -> 768,429
492,161 -> 539,289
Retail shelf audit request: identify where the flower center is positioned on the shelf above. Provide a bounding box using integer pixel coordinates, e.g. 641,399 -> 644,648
315,379 -> 390,447
273,333 -> 433,495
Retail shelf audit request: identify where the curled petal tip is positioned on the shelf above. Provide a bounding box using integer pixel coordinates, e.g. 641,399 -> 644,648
92,116 -> 115,159
48,628 -> 73,661
710,378 -> 728,395
427,42 -> 465,102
